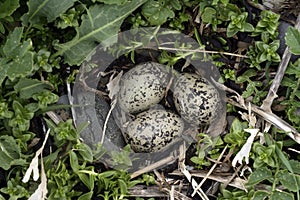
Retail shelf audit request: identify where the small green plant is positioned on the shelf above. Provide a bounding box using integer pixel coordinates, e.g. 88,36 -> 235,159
141,0 -> 182,25
236,69 -> 269,104
226,12 -> 254,37
252,10 -> 280,42
281,58 -> 300,131
191,133 -> 224,169
199,0 -> 240,31
246,40 -> 281,70
223,118 -> 248,149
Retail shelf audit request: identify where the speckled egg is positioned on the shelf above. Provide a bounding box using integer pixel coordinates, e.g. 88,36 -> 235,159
118,62 -> 168,114
124,109 -> 184,153
173,73 -> 220,125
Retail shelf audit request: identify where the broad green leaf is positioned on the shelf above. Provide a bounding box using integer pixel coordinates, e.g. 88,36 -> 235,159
142,0 -> 180,25
290,160 -> 300,174
247,167 -> 273,186
6,51 -> 34,82
70,150 -> 80,172
201,7 -> 216,24
0,0 -> 19,19
0,58 -> 9,85
14,78 -> 52,99
286,26 -> 300,55
78,191 -> 93,200
55,0 -> 147,65
0,27 -> 34,83
78,173 -> 94,191
236,69 -> 257,83
2,27 -> 23,57
0,135 -> 25,170
21,0 -> 77,26
95,0 -> 129,5
270,190 -> 294,200
76,143 -> 93,163
118,179 -> 128,194
253,190 -> 269,200
277,170 -> 300,192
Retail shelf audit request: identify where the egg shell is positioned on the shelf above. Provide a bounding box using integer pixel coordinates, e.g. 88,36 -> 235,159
124,109 -> 184,153
118,62 -> 168,114
173,73 -> 220,125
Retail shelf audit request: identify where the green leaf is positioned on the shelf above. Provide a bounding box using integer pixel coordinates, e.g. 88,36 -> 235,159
253,190 -> 269,200
277,170 -> 300,192
201,7 -> 216,24
95,0 -> 129,5
243,23 -> 254,32
118,179 -> 128,194
236,69 -> 257,83
78,173 -> 94,191
142,0 -> 179,25
14,78 -> 52,99
290,160 -> 300,174
270,190 -> 294,200
0,0 -> 19,19
286,26 -> 300,55
78,191 -> 93,200
247,167 -> 273,186
70,150 -> 80,172
76,143 -> 93,163
21,0 -> 77,26
226,29 -> 238,38
55,0 -> 147,65
0,27 -> 34,83
0,135 -> 25,170
2,27 -> 23,57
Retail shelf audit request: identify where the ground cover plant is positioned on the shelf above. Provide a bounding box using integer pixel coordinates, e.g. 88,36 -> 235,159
0,0 -> 300,199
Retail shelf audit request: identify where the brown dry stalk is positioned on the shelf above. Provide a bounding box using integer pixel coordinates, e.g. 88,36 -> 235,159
261,12 -> 300,111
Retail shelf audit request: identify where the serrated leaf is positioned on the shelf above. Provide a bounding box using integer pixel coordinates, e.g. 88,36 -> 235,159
247,167 -> 273,186
14,78 -> 52,99
21,0 -> 77,26
0,0 -> 19,19
6,51 -> 34,82
285,26 -> 300,55
0,135 -> 24,170
55,0 -> 147,65
0,27 -> 35,83
2,27 -> 23,57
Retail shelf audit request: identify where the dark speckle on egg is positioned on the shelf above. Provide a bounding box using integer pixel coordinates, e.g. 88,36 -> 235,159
124,109 -> 184,153
173,73 -> 220,125
118,62 -> 168,114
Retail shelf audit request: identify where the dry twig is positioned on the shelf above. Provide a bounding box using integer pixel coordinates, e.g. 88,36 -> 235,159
261,12 -> 300,111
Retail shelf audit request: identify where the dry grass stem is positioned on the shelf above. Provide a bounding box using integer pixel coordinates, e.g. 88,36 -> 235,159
228,98 -> 300,143
170,170 -> 247,191
262,12 -> 300,111
191,145 -> 228,197
178,144 -> 209,200
158,46 -> 248,58
130,155 -> 177,179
